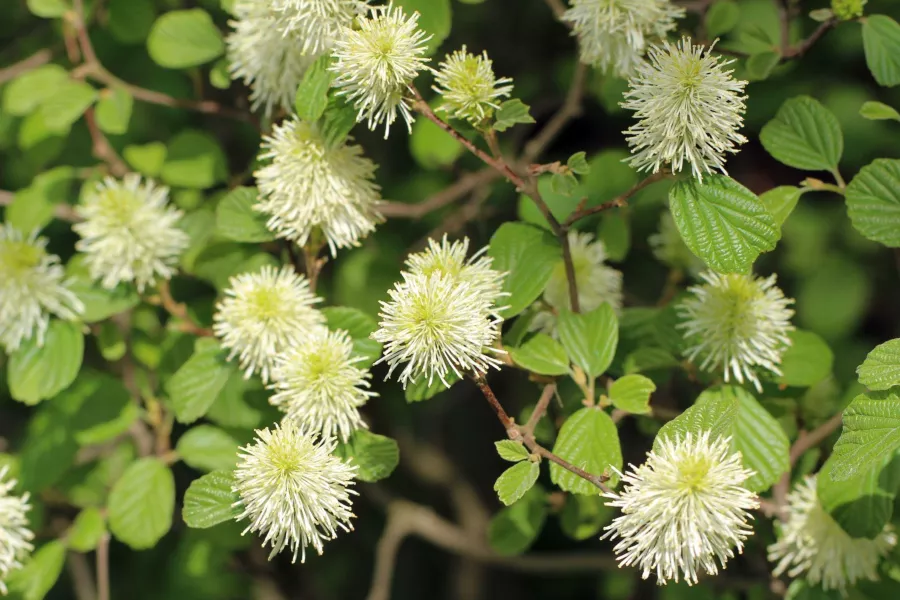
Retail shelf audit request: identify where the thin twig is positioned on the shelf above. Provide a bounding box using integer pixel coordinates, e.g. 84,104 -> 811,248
783,19 -> 836,59
155,281 -> 214,337
543,0 -> 569,21
66,552 -> 97,600
523,383 -> 556,434
562,170 -> 669,228
379,168 -> 499,219
0,49 -> 52,85
83,108 -> 129,176
96,533 -> 110,600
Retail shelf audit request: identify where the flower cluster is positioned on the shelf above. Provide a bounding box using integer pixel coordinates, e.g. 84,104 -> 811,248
677,271 -> 795,392
622,37 -> 748,181
233,422 -> 357,563
768,476 -> 896,591
330,4 -> 432,137
603,432 -> 758,585
432,46 -> 514,125
532,231 -> 622,334
74,174 -> 188,293
255,117 -> 383,254
0,466 -> 34,595
563,0 -> 684,77
0,224 -> 83,353
272,0 -> 369,55
372,236 -> 506,387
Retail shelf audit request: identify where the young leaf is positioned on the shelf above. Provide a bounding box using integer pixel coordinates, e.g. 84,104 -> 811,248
161,129 -> 227,189
859,101 -> 900,121
38,80 -> 97,133
6,540 -> 66,600
495,440 -> 529,462
759,96 -> 843,172
760,185 -> 803,227
294,55 -> 334,121
777,330 -> 834,388
183,470 -> 242,529
830,389 -> 900,481
176,425 -> 240,472
8,320 -> 84,406
556,303 -> 618,379
67,507 -> 107,552
862,15 -> 900,87
669,175 -> 779,274
845,158 -> 900,247
335,430 -> 399,483
2,64 -> 69,116
487,222 -> 561,318
608,374 -> 656,414
27,0 -> 69,18
508,333 -> 570,376
494,460 -> 540,506
550,407 -> 622,493
166,338 -> 234,424
147,9 -> 225,69
858,339 -> 900,391
108,458 -> 175,549
493,99 -> 535,132
567,151 -> 590,175
95,88 -> 134,135
215,187 -> 276,243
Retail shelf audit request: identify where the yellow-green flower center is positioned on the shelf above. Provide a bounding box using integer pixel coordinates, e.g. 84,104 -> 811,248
0,241 -> 44,277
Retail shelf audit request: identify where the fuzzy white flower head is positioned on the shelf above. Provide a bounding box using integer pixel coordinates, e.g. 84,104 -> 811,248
603,432 -> 759,585
372,271 -> 505,388
622,37 -> 748,181
677,271 -> 795,392
403,234 -> 505,301
330,4 -> 432,137
0,466 -> 34,595
432,46 -> 514,125
233,421 -> 357,563
255,117 -> 383,255
214,266 -> 326,383
563,0 -> 684,77
532,231 -> 623,334
227,2 -> 317,116
649,212 -> 705,276
270,328 -> 376,442
272,0 -> 369,55
73,174 -> 188,293
768,476 -> 896,591
0,225 -> 83,353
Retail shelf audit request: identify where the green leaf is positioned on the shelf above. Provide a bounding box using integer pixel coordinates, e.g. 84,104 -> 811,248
320,95 -> 357,146
335,430 -> 399,483
495,440 -> 529,462
294,55 -> 334,121
669,175 -> 779,273
559,494 -> 612,541
18,406 -> 78,493
26,0 -> 68,18
321,306 -> 382,369
67,276 -> 140,323
161,129 -> 227,189
745,51 -> 781,81
785,580 -> 842,600
166,338 -> 234,424
759,96 -> 843,171
176,425 -> 240,472
7,540 -> 65,600
183,470 -> 242,529
7,166 -> 75,232
493,99 -> 535,132
67,507 -> 107,552
705,0 -> 740,37
608,374 -> 656,415
147,9 -> 225,69
567,151 -> 590,175
95,88 -> 133,135
2,64 -> 69,116
777,330 -> 834,387
38,80 -> 98,133
108,458 -> 175,549
494,461 -> 540,506
863,15 -> 900,87
8,321 -> 84,405
395,0 -> 451,55
830,389 -> 900,481
108,0 -> 156,45
760,185 -> 803,227
508,333 -> 570,376
550,407 -> 621,493
656,385 -> 790,492
845,158 -> 900,247
215,187 -> 275,243
557,303 -> 618,379
860,100 -> 900,121
859,339 -> 900,391
410,116 -> 464,169
487,222 -> 561,318
819,450 -> 900,538
487,486 -> 547,556
404,372 -> 458,403
123,142 -> 167,177
67,373 -> 139,446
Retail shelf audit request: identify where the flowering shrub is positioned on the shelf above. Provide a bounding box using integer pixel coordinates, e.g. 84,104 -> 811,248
1,0 -> 900,598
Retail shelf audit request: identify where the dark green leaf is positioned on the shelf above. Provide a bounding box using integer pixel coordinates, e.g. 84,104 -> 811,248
215,187 -> 275,243
161,129 -> 227,189
487,486 -> 547,556
108,458 -> 175,549
183,470 -> 242,529
8,321 -> 84,405
335,430 -> 399,483
830,389 -> 900,481
487,222 -> 561,318
166,338 -> 234,424
845,158 -> 900,247
557,304 -> 618,379
294,55 -> 334,121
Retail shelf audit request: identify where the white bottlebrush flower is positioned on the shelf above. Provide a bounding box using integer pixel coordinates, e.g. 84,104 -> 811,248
622,37 -> 748,181
649,212 -> 705,276
255,117 -> 383,254
0,466 -> 34,595
563,0 -> 684,77
372,272 -> 505,387
330,4 -> 432,137
532,231 -> 623,334
0,224 -> 83,353
233,421 -> 357,562
270,328 -> 376,442
677,271 -> 795,392
404,234 -> 505,301
272,0 -> 369,55
73,174 -> 188,293
603,432 -> 759,585
768,476 -> 896,592
213,266 -> 326,383
227,2 -> 318,116
432,46 -> 514,125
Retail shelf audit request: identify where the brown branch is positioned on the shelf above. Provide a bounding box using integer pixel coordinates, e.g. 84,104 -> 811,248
83,108 -> 129,177
783,19 -> 836,59
96,533 -> 110,600
379,168 -> 499,219
0,49 -> 53,85
66,552 -> 97,600
156,280 -> 214,337
472,375 -> 515,430
523,383 -> 556,434
562,170 -> 669,229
